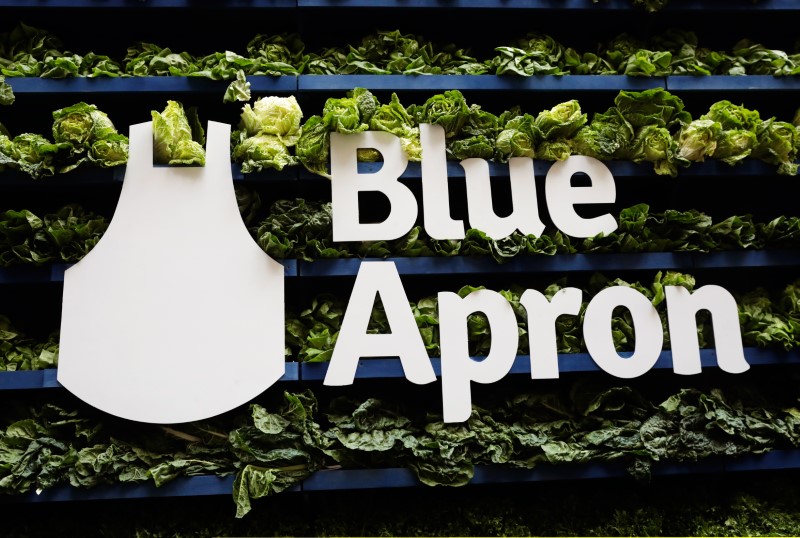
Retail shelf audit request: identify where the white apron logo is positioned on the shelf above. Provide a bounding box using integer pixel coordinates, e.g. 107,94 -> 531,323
58,121 -> 285,424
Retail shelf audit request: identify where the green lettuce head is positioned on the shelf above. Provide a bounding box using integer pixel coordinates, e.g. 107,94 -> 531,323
89,133 -> 128,168
151,100 -> 205,166
712,129 -> 757,166
537,139 -> 572,161
239,95 -> 303,145
462,104 -> 501,138
11,133 -> 68,179
350,87 -> 379,125
614,88 -> 692,129
448,135 -> 495,160
629,125 -> 678,176
323,95 -> 367,134
703,100 -> 761,132
495,114 -> 536,159
368,92 -> 421,161
753,118 -> 799,176
677,119 -> 721,162
233,134 -> 297,173
570,108 -> 634,160
533,99 -> 587,141
52,102 -> 119,150
0,132 -> 15,172
410,89 -> 470,139
296,115 -> 331,178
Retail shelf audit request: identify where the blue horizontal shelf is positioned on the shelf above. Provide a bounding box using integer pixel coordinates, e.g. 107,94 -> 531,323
300,0 -> 799,9
300,449 -> 800,492
666,75 -> 800,92
0,165 -> 298,184
6,76 -> 296,94
7,74 -> 798,97
296,250 -> 800,278
297,160 -> 655,180
20,475 -> 236,503
2,348 -> 795,391
0,260 -> 298,283
0,362 -> 300,388
0,0 -> 295,6
298,74 -> 664,92
300,347 -> 800,381
11,448 -> 798,503
1,252 -> 797,284
2,0 -> 793,9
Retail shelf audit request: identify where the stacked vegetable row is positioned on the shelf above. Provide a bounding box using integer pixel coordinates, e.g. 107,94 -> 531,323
3,376 -> 800,518
2,24 -> 797,85
293,88 -> 800,177
3,270 -> 800,370
2,89 -> 798,178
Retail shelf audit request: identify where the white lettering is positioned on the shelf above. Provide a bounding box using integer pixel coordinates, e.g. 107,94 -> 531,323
519,287 -> 583,379
330,131 -> 417,241
420,124 -> 465,239
439,289 -> 519,422
583,286 -> 664,378
462,157 -> 546,239
545,155 -> 618,238
324,261 -> 436,386
666,285 -> 749,375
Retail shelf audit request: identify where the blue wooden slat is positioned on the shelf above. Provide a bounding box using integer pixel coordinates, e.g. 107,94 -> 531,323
300,348 -> 800,381
296,252 -> 694,277
666,75 -> 800,92
22,475 -> 236,503
299,0 -> 638,8
300,0 -> 799,8
301,468 -> 419,491
722,450 -> 799,472
0,260 -> 297,283
14,449 -> 800,502
6,76 -> 296,94
300,449 -> 800,492
0,370 -> 46,390
298,74 -> 664,92
296,160 -> 654,180
675,159 -> 782,177
471,463 -> 629,484
0,361 -> 299,389
693,250 -> 800,269
282,361 -> 300,381
0,0 -> 295,6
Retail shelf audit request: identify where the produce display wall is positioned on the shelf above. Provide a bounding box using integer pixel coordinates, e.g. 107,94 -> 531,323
2,1 -> 800,535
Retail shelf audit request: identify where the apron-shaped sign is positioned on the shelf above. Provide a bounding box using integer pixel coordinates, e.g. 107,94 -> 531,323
58,121 -> 285,424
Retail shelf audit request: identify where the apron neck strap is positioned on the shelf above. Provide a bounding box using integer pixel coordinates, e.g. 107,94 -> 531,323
127,121 -> 231,171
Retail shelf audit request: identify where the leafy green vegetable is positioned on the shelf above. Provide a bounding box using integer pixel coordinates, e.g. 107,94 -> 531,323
0,75 -> 13,105
408,90 -> 470,139
222,69 -> 250,103
151,100 -> 205,166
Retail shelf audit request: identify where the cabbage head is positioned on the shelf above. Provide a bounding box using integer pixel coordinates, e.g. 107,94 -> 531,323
296,115 -> 331,178
533,99 -> 587,141
52,102 -> 119,150
239,95 -> 303,145
753,118 -> 799,176
233,134 -> 297,173
89,134 -> 129,168
409,89 -> 470,139
677,119 -> 721,162
323,95 -> 368,134
151,100 -> 205,166
495,114 -> 536,159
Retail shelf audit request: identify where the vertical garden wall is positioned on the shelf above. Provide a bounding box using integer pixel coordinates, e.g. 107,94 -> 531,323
1,0 -> 800,535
